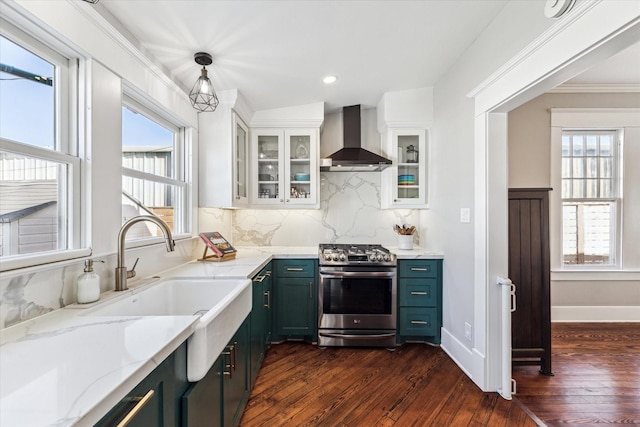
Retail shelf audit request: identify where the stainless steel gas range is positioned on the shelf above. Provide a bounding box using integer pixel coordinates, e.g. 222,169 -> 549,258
318,244 -> 397,348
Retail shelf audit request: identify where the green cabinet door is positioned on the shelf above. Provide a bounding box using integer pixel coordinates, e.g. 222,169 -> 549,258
181,356 -> 222,427
275,277 -> 316,337
223,317 -> 250,427
96,343 -> 187,427
250,265 -> 269,387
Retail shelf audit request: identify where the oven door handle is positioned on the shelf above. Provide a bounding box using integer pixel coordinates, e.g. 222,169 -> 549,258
318,332 -> 396,339
319,271 -> 396,278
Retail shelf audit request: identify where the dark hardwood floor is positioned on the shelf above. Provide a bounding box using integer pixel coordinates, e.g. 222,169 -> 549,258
240,342 -> 537,426
513,322 -> 640,426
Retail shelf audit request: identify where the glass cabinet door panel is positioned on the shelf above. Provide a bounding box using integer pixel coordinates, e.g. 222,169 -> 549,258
257,135 -> 281,201
235,121 -> 248,200
287,133 -> 312,201
396,135 -> 421,201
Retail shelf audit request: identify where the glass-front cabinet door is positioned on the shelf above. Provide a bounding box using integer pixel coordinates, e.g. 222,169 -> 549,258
251,128 -> 318,207
285,129 -> 317,206
253,129 -> 283,205
385,128 -> 427,208
234,115 -> 249,204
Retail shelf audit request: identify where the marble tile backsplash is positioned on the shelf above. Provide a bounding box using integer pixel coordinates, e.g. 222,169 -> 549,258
233,172 -> 419,246
1,172 -> 419,329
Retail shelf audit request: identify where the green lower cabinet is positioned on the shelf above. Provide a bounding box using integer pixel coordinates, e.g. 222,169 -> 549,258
95,342 -> 188,427
250,264 -> 271,388
272,259 -> 317,342
397,259 -> 443,345
181,357 -> 222,427
181,316 -> 250,427
224,319 -> 250,427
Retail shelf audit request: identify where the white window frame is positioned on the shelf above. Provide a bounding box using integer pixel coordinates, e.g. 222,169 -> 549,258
121,93 -> 191,243
560,129 -> 621,267
0,17 -> 88,272
550,108 -> 640,279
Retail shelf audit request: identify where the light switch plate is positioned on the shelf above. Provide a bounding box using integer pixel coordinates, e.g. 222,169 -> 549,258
460,208 -> 471,223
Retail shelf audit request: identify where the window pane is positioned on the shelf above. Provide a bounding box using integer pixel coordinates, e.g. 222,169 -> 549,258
600,135 -> 612,156
563,202 -> 612,265
585,179 -> 598,198
122,177 -> 182,237
600,157 -> 612,178
561,135 -> 571,156
600,179 -> 612,198
585,135 -> 598,155
572,135 -> 584,156
562,179 -> 572,198
572,158 -> 585,178
586,157 -> 598,178
572,180 -> 584,198
561,158 -> 571,178
0,35 -> 55,150
0,150 -> 67,256
122,106 -> 174,177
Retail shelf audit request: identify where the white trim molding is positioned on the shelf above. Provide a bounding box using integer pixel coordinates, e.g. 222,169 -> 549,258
552,306 -> 640,322
549,83 -> 640,93
550,107 -> 640,127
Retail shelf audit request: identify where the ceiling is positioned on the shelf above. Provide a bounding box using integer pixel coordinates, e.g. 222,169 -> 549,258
97,0 -> 509,113
97,1 -> 639,114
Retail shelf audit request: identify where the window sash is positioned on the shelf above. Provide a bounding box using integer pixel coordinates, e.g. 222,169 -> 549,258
121,96 -> 189,238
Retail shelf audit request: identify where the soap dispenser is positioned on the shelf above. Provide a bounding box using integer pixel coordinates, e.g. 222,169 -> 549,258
77,259 -> 101,304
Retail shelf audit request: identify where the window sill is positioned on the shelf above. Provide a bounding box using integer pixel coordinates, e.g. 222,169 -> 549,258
551,270 -> 640,281
0,248 -> 92,274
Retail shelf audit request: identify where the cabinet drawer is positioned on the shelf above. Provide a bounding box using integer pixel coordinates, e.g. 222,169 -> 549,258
275,259 -> 315,277
399,278 -> 437,307
399,308 -> 438,336
399,260 -> 439,278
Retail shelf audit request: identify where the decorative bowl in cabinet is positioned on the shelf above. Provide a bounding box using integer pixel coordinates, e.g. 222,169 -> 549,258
294,173 -> 310,181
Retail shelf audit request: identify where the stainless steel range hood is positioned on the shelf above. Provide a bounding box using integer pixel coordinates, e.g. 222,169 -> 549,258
320,105 -> 392,172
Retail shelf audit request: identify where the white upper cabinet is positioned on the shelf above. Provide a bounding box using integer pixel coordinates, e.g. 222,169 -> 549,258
251,128 -> 319,208
250,102 -> 324,209
199,90 -> 252,208
377,88 -> 433,209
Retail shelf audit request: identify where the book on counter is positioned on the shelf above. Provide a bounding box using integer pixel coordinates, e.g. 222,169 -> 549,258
198,232 -> 237,257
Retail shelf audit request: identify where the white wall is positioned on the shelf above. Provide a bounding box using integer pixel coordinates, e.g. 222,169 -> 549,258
428,0 -> 554,388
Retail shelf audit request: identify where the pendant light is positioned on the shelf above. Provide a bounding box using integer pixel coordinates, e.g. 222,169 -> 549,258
189,52 -> 219,112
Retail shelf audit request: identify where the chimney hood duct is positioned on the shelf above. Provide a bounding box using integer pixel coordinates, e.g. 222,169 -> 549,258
321,105 -> 392,172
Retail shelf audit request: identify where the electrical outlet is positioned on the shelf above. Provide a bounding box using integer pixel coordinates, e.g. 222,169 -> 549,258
464,322 -> 472,341
460,208 -> 471,223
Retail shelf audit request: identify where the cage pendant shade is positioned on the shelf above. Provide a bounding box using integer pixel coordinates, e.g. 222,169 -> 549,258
189,66 -> 219,112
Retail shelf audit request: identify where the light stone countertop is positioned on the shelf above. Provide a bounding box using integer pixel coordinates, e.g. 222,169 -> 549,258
0,245 -> 441,427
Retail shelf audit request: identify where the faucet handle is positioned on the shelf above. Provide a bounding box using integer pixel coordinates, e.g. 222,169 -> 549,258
127,257 -> 139,279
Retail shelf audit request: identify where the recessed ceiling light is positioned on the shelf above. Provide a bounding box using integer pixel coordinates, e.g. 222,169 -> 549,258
323,75 -> 338,85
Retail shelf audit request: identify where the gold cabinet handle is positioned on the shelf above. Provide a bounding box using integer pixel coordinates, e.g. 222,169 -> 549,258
264,290 -> 270,308
410,320 -> 428,325
116,389 -> 155,427
410,267 -> 428,271
254,275 -> 266,283
410,291 -> 428,295
222,345 -> 234,378
287,267 -> 304,271
309,282 -> 313,299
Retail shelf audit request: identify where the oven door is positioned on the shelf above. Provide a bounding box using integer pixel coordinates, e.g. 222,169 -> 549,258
318,266 -> 397,331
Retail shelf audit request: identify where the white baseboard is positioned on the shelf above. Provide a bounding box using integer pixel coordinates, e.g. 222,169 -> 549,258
440,327 -> 488,390
552,306 -> 640,322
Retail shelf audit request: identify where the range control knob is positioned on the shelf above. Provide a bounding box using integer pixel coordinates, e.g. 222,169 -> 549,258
369,254 -> 377,262
383,254 -> 391,262
376,254 -> 384,261
339,253 -> 346,261
324,254 -> 332,261
332,255 -> 340,261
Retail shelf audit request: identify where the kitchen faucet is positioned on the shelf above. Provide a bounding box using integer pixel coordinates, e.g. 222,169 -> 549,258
115,215 -> 175,291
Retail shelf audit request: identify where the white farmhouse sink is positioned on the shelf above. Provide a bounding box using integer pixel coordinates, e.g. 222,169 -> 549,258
83,277 -> 252,381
